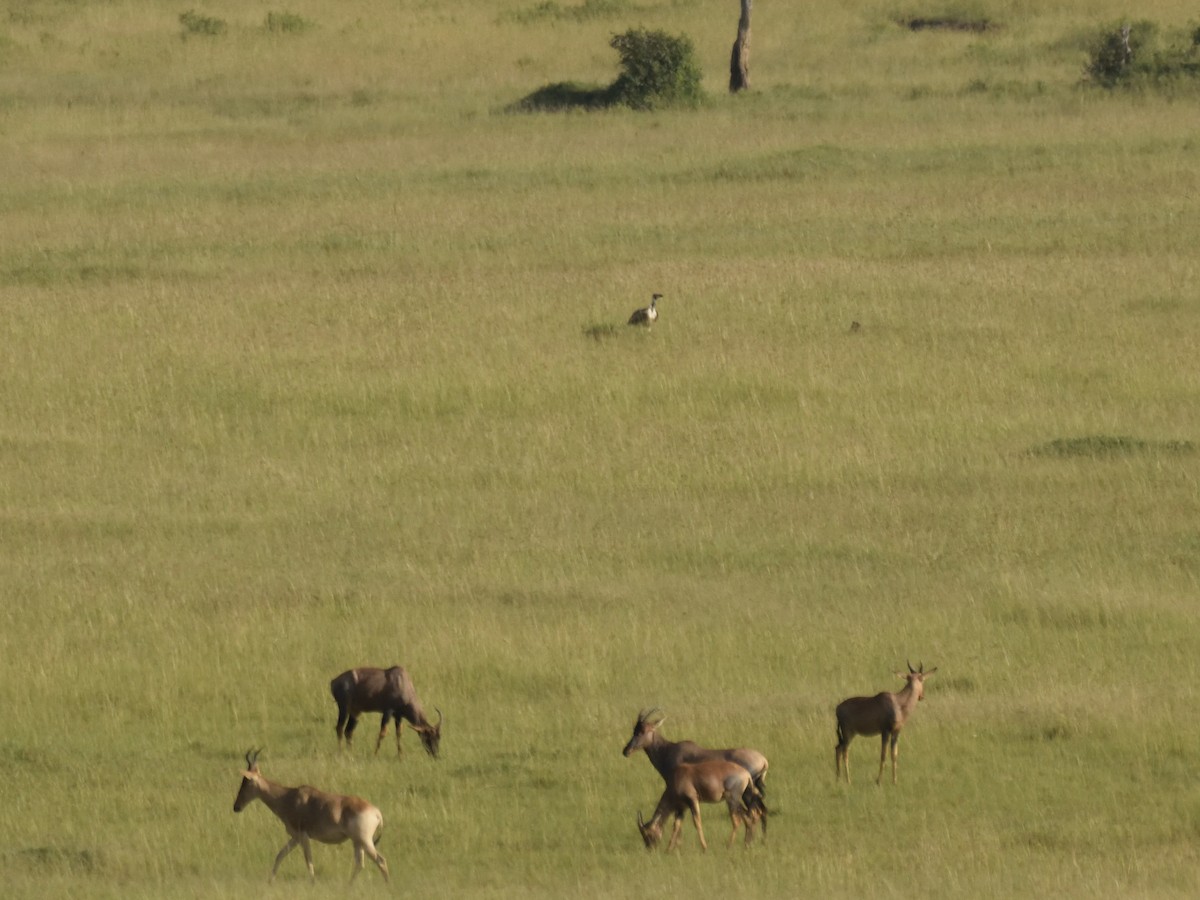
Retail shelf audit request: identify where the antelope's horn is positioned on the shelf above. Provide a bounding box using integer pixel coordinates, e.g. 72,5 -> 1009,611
907,660 -> 916,674
435,707 -> 443,728
919,661 -> 925,673
637,811 -> 645,828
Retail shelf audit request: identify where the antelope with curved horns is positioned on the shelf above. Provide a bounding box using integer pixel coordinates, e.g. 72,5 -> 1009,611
330,665 -> 443,758
232,749 -> 390,883
835,661 -> 937,785
636,759 -> 767,851
623,708 -> 768,807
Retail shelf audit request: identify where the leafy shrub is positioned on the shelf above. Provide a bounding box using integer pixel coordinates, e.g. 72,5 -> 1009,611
608,29 -> 704,109
265,11 -> 315,34
179,10 -> 226,37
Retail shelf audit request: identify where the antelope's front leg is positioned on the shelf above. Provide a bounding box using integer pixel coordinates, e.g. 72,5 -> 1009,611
394,717 -> 404,756
269,837 -> 298,882
876,733 -> 889,785
890,735 -> 900,784
375,711 -> 393,756
667,815 -> 685,852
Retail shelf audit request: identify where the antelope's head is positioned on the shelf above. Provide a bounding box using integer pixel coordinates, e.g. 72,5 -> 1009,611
413,708 -> 443,759
623,708 -> 665,757
233,748 -> 263,813
636,810 -> 662,849
895,661 -> 938,700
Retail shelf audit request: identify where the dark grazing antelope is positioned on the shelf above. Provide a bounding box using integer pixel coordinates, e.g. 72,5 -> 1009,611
636,759 -> 767,851
835,661 -> 937,785
628,293 -> 661,326
623,708 -> 768,802
232,749 -> 390,883
330,665 -> 443,758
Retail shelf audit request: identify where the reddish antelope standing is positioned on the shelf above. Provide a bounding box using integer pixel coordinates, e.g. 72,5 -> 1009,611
330,665 -> 443,758
835,661 -> 937,785
623,708 -> 768,802
232,749 -> 390,883
636,759 -> 767,851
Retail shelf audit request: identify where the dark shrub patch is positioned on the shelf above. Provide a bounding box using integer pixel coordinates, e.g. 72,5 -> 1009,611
1027,435 -> 1196,459
179,10 -> 226,37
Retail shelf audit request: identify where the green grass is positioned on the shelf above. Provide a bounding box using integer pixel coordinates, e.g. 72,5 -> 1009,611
2,1 -> 1199,897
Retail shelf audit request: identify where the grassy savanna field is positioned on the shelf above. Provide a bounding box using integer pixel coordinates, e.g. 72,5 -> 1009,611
2,0 -> 1199,896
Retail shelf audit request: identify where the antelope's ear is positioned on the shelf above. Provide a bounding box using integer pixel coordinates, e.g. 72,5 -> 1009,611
894,671 -> 906,680
924,667 -> 938,676
240,769 -> 254,779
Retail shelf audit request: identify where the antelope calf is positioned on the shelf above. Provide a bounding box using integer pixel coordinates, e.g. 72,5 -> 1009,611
232,750 -> 389,883
637,759 -> 767,852
835,661 -> 937,785
623,708 -> 768,802
330,665 -> 443,758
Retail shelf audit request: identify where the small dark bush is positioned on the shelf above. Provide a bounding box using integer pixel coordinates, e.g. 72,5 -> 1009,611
506,0 -> 635,24
265,11 -> 315,34
1085,20 -> 1200,88
511,27 -> 704,112
179,10 -> 226,37
608,28 -> 704,109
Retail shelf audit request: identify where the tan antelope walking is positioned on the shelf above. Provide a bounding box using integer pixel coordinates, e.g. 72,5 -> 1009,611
232,750 -> 390,883
330,665 -> 443,758
636,759 -> 767,851
835,661 -> 937,785
623,709 -> 768,808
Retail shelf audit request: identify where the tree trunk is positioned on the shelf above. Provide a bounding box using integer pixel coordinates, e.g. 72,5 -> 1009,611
729,0 -> 752,92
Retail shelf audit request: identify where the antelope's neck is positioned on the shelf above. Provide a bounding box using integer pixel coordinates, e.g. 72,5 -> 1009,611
896,684 -> 920,719
254,777 -> 296,819
645,734 -> 674,778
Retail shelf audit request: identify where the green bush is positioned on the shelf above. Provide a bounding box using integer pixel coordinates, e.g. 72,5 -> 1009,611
179,10 -> 226,37
608,29 -> 704,109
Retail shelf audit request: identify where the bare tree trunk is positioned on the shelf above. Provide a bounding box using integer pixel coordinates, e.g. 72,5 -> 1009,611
729,0 -> 752,92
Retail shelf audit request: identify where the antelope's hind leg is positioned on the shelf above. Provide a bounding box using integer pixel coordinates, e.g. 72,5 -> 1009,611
394,716 -> 405,756
371,846 -> 390,881
299,834 -> 316,882
875,733 -> 890,785
890,734 -> 900,784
